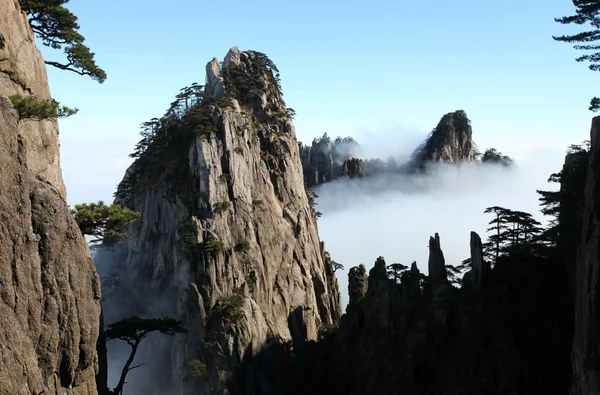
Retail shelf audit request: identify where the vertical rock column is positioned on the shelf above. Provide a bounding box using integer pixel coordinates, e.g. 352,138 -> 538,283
428,233 -> 448,286
469,231 -> 486,294
572,116 -> 600,395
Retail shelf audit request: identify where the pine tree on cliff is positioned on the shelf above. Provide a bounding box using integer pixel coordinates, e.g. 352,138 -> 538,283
554,0 -> 600,110
70,201 -> 139,246
18,0 -> 106,82
483,206 -> 543,262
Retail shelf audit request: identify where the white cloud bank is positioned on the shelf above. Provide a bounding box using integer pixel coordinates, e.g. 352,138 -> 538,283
316,146 -> 569,310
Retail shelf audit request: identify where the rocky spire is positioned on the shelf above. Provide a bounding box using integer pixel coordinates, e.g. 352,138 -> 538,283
369,257 -> 388,283
299,134 -> 360,187
341,157 -> 365,178
408,261 -> 421,300
112,47 -> 341,394
411,110 -> 475,171
428,233 -> 448,286
348,264 -> 368,307
469,231 -> 487,293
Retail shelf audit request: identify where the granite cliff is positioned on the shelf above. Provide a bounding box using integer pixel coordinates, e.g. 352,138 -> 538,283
0,1 -> 101,393
571,117 -> 600,394
108,47 -> 341,394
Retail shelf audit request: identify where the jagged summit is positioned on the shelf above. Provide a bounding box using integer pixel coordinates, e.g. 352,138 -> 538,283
298,134 -> 361,187
299,110 -> 478,183
410,109 -> 475,170
110,47 -> 341,394
206,46 -> 288,115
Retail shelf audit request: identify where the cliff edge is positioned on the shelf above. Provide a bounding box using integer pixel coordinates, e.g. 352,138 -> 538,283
0,1 -> 101,393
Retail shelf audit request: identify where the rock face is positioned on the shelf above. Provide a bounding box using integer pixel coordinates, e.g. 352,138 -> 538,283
410,110 -> 475,170
111,48 -> 340,395
427,233 -> 447,286
347,264 -> 367,308
0,0 -> 67,198
0,1 -> 101,393
572,116 -> 600,395
298,134 -> 360,187
340,157 -> 365,178
468,231 -> 487,293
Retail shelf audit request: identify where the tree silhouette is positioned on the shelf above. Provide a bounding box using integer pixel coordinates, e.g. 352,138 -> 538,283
481,148 -> 514,166
105,316 -> 187,395
554,1 -> 600,110
18,0 -> 107,82
387,263 -> 408,284
483,206 -> 542,263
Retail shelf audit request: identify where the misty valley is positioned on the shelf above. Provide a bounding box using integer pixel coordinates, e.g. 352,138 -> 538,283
1,1 -> 600,395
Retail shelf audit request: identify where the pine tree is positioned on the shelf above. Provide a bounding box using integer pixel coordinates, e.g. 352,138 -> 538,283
18,0 -> 106,82
554,0 -> 600,110
483,206 -> 543,262
71,201 -> 139,245
105,316 -> 186,395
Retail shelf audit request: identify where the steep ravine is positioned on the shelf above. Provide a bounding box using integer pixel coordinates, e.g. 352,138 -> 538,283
0,1 -> 101,394
108,47 -> 340,395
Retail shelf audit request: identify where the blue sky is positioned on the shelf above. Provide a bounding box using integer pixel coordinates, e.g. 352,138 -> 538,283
38,0 -> 596,204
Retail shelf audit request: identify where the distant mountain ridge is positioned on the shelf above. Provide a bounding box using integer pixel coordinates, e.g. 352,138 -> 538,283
299,109 -> 513,187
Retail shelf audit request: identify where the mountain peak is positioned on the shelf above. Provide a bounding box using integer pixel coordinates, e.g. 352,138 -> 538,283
411,110 -> 475,170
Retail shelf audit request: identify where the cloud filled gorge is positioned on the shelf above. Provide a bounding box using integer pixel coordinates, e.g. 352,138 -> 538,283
316,148 -> 567,309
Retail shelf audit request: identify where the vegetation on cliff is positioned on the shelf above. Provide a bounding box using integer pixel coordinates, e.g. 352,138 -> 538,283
554,0 -> 600,111
18,0 -> 107,82
71,201 -> 139,245
9,94 -> 78,119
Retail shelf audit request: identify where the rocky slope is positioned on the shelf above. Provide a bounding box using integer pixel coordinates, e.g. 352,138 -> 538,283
109,47 -> 340,395
0,1 -> 101,393
571,116 -> 600,394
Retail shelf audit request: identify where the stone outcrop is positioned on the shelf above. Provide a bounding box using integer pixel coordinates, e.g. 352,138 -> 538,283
340,157 -> 365,178
410,110 -> 475,171
0,1 -> 101,393
110,47 -> 340,395
571,116 -> 600,395
427,233 -> 447,286
468,231 -> 487,293
298,134 -> 359,187
347,264 -> 367,308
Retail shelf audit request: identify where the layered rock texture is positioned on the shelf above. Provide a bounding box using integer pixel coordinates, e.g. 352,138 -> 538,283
110,47 -> 340,394
0,1 -> 101,393
0,0 -> 67,198
572,117 -> 600,394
